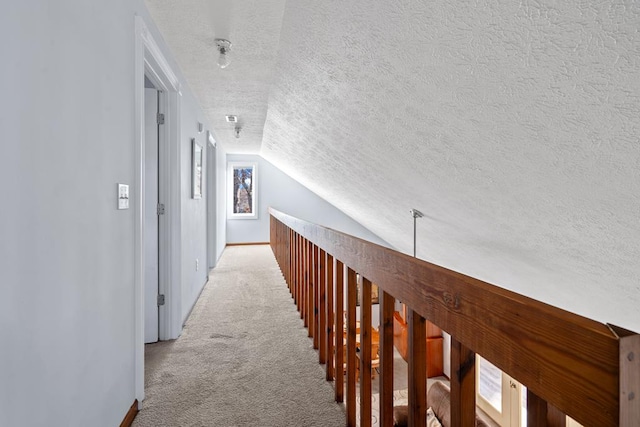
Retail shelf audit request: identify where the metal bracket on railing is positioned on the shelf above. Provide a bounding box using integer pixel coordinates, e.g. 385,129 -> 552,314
410,208 -> 424,258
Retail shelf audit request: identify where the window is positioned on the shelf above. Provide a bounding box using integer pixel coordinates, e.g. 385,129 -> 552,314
476,355 -> 583,427
227,162 -> 258,219
476,356 -> 522,426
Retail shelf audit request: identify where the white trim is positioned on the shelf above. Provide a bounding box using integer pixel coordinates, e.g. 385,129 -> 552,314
227,161 -> 258,219
134,15 -> 183,403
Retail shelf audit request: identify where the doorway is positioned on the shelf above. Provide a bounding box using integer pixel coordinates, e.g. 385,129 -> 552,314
144,79 -> 160,343
135,15 -> 183,402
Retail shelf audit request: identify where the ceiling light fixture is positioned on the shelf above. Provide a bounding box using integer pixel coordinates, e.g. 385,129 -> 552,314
215,38 -> 232,69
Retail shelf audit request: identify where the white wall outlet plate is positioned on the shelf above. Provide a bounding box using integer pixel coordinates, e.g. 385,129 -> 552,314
118,184 -> 130,210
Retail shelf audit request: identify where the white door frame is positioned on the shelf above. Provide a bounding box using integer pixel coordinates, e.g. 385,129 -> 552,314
206,133 -> 217,269
134,15 -> 183,402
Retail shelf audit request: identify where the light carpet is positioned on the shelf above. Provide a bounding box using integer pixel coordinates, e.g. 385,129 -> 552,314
133,245 -> 345,427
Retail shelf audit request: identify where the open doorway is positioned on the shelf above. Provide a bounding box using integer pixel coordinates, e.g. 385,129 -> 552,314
144,77 -> 161,343
134,15 -> 183,403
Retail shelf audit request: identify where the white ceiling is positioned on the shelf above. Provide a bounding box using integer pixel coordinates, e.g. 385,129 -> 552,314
145,0 -> 640,333
145,0 -> 286,153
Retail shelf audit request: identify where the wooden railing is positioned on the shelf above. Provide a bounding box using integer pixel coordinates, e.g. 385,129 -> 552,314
269,208 -> 639,427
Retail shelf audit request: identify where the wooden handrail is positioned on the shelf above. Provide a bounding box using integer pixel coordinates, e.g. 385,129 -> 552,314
269,207 -> 638,427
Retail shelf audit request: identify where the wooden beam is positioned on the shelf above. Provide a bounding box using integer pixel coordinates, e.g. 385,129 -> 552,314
335,260 -> 345,403
380,291 -> 395,427
346,267 -> 358,427
408,309 -> 427,427
450,338 -> 475,427
360,277 -> 373,427
269,209 -> 621,427
326,253 -> 335,381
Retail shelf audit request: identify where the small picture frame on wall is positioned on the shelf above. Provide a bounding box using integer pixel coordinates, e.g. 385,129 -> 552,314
228,162 -> 258,219
192,138 -> 203,199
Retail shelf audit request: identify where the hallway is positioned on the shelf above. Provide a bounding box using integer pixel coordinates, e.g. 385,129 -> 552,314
133,245 -> 345,426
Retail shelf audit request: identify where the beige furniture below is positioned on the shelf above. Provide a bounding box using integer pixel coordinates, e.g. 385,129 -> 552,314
393,381 -> 495,427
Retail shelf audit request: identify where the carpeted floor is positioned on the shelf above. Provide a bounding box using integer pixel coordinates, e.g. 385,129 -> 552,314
133,245 -> 345,427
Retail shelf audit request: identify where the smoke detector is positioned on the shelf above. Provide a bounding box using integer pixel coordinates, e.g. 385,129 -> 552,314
225,115 -> 238,123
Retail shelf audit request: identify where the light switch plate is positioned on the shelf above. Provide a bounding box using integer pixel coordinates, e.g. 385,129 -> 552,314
118,184 -> 130,210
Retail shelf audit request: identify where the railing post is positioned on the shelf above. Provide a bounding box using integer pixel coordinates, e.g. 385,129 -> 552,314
335,260 -> 345,403
548,405 -> 567,427
450,337 -> 476,427
408,309 -> 427,427
312,244 -> 319,348
359,277 -> 373,427
303,239 -> 309,325
527,390 -> 548,427
293,233 -> 299,303
307,241 -> 313,333
610,325 -> 640,426
319,249 -> 327,363
326,253 -> 335,381
298,235 -> 303,310
346,267 -> 358,427
380,291 -> 395,427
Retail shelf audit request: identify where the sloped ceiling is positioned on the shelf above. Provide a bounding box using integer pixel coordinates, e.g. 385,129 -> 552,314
146,0 -> 640,333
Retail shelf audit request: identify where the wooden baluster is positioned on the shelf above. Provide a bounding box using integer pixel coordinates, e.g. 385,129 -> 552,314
312,245 -> 319,348
450,338 -> 475,427
527,389 -> 548,427
408,309 -> 427,427
293,233 -> 298,303
298,235 -> 302,309
335,260 -> 345,403
293,232 -> 297,298
287,229 -> 291,290
308,242 -> 315,335
346,267 -> 357,427
547,404 -> 566,427
326,253 -> 335,380
360,277 -> 373,427
319,249 -> 327,362
296,236 -> 304,317
303,240 -> 309,325
380,291 -> 395,427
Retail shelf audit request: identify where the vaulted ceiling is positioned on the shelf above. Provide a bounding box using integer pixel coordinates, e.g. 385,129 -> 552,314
145,0 -> 640,333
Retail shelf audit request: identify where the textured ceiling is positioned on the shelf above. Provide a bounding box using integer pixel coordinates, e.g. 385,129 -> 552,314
147,0 -> 640,333
145,0 -> 285,153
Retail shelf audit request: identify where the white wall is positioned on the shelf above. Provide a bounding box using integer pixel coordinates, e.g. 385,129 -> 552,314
226,154 -> 389,247
0,2 -> 220,426
179,89 -> 212,324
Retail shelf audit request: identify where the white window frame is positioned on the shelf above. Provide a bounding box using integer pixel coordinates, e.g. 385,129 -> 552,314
476,355 -> 522,426
476,355 -> 584,427
227,162 -> 258,219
